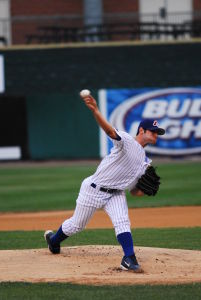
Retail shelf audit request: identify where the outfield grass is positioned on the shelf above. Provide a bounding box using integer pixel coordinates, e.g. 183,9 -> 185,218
0,162 -> 201,212
0,227 -> 201,250
0,166 -> 86,211
0,282 -> 201,300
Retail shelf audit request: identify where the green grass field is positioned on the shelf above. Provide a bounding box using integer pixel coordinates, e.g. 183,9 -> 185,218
0,227 -> 201,251
0,161 -> 201,299
1,282 -> 201,300
0,161 -> 201,211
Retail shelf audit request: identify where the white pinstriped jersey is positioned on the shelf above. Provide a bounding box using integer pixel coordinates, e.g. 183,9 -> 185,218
91,130 -> 152,191
62,130 -> 152,236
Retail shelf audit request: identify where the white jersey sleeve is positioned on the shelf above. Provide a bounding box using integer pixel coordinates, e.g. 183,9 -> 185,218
109,129 -> 133,151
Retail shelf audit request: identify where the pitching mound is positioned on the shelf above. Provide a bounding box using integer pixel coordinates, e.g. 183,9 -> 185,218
1,246 -> 201,285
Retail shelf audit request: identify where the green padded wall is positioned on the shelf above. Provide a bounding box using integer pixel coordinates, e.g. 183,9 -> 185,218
26,92 -> 99,159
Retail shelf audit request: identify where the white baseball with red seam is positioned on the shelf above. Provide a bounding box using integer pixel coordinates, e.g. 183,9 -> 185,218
80,89 -> 91,98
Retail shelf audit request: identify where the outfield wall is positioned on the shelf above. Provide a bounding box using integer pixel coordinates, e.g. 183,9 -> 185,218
0,41 -> 201,159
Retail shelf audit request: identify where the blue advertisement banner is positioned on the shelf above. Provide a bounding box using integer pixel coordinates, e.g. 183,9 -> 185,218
98,87 -> 201,157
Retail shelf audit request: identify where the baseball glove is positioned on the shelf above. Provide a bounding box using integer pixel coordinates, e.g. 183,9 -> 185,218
136,166 -> 160,196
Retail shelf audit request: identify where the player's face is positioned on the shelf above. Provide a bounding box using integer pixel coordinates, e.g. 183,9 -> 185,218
144,130 -> 158,144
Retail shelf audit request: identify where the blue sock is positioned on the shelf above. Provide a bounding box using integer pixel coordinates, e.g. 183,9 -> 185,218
117,232 -> 134,257
51,226 -> 68,246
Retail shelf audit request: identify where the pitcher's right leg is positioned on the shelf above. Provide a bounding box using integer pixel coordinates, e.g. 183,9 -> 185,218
62,203 -> 97,236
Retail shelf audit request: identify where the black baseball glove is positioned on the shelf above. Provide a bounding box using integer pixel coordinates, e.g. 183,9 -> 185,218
136,166 -> 160,196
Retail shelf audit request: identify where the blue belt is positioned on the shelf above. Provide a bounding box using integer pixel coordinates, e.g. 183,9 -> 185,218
91,183 -> 120,194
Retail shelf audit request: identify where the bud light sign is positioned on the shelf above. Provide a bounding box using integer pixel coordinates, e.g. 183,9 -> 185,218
98,88 -> 201,157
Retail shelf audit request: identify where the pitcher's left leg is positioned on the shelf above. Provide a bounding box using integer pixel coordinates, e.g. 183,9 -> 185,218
104,192 -> 142,272
103,192 -> 131,236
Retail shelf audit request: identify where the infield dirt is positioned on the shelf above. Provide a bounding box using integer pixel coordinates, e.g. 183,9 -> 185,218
0,206 -> 201,230
1,245 -> 201,285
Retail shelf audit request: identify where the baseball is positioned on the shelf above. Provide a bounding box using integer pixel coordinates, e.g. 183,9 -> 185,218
80,89 -> 91,98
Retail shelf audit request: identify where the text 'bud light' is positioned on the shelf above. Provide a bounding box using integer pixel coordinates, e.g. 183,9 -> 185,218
98,88 -> 201,156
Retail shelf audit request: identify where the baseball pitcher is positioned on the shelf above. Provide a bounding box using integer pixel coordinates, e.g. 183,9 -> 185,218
44,91 -> 165,272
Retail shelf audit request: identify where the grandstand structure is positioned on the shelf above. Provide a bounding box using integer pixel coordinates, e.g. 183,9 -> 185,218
0,0 -> 201,46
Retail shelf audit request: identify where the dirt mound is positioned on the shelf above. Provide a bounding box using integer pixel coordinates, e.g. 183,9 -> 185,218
1,245 -> 201,285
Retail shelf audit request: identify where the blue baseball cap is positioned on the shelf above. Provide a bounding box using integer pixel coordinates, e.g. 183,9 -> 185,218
136,119 -> 165,135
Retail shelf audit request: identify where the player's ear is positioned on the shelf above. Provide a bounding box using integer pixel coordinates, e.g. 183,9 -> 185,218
139,127 -> 144,135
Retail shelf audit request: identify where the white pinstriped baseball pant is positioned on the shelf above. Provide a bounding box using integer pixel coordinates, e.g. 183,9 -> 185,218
62,177 -> 131,237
